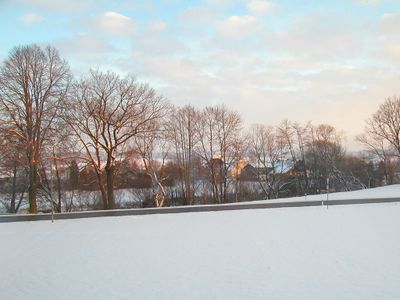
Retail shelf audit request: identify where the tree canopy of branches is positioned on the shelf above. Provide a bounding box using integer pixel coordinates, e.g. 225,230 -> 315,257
166,105 -> 200,205
278,120 -> 311,195
0,131 -> 28,213
196,105 -> 242,203
0,44 -> 71,213
65,70 -> 167,210
1,43 -> 399,214
248,124 -> 288,199
306,124 -> 345,192
358,96 -> 400,159
134,119 -> 170,207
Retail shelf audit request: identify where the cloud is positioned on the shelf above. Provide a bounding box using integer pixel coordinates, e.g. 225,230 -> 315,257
5,0 -> 399,152
54,33 -> 120,75
91,11 -> 135,36
375,13 -> 400,63
19,12 -> 43,24
205,0 -> 240,7
378,13 -> 400,34
246,0 -> 274,15
149,20 -> 167,31
262,12 -> 370,64
353,0 -> 380,5
55,33 -> 114,60
217,15 -> 261,38
179,6 -> 215,23
383,43 -> 400,63
123,7 -> 400,148
11,0 -> 94,11
125,54 -> 219,107
132,35 -> 186,56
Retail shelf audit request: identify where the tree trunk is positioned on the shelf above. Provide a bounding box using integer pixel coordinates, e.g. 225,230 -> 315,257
106,166 -> 115,209
15,190 -> 24,213
54,159 -> 62,213
9,165 -> 18,213
97,172 -> 108,210
28,164 -> 38,214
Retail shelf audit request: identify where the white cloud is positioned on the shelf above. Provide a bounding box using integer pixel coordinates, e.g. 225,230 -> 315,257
149,20 -> 167,31
12,0 -> 94,11
353,0 -> 380,5
132,35 -> 186,56
54,33 -> 118,75
179,6 -> 215,23
246,0 -> 274,15
55,33 -> 114,59
378,13 -> 400,34
7,0 -> 399,152
263,12 -> 369,64
19,12 -> 43,24
375,13 -> 400,63
205,0 -> 240,7
218,15 -> 261,38
384,43 -> 400,62
92,11 -> 135,36
60,33 -> 113,50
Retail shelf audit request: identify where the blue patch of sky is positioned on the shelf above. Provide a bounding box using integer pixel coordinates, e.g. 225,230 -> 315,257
1,0 -> 400,61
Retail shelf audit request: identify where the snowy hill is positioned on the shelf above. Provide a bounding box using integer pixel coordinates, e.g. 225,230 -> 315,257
257,184 -> 400,204
0,186 -> 400,299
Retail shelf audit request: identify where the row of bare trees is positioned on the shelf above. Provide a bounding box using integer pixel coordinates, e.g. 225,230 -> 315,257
0,45 -> 71,213
1,44 -> 399,213
0,45 -> 168,213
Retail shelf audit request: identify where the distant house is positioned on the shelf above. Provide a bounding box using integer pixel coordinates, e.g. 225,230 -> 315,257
208,158 -> 224,184
237,164 -> 271,181
232,159 -> 298,182
230,160 -> 270,181
271,160 -> 297,176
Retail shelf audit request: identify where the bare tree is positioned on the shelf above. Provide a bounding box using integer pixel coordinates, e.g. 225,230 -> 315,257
0,132 -> 28,213
166,105 -> 200,205
39,119 -> 77,213
65,70 -> 166,210
278,120 -> 311,195
231,134 -> 248,202
134,120 -> 170,207
196,105 -> 242,203
358,96 -> 400,162
248,124 -> 289,199
307,124 -> 345,193
356,97 -> 400,186
0,44 -> 71,213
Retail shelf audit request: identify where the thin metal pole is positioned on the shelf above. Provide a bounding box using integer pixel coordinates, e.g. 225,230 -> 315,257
326,177 -> 330,209
50,161 -> 55,223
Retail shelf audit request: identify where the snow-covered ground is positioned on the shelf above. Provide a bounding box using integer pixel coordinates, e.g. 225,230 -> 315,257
1,192 -> 400,299
2,184 -> 400,214
258,184 -> 400,204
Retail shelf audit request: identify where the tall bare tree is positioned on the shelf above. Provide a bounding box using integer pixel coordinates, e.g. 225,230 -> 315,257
278,120 -> 311,195
248,124 -> 289,199
65,70 -> 166,209
166,105 -> 200,205
357,97 -> 400,186
358,96 -> 400,156
0,132 -> 28,213
196,105 -> 242,203
134,120 -> 170,207
307,124 -> 344,192
0,44 -> 71,213
39,118 -> 76,213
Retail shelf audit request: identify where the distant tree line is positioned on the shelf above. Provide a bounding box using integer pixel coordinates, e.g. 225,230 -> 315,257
0,44 -> 399,213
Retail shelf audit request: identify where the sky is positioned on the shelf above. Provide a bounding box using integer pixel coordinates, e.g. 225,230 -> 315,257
0,0 -> 399,150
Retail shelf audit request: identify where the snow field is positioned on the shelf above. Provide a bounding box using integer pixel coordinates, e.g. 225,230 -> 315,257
256,184 -> 400,204
1,201 -> 400,299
